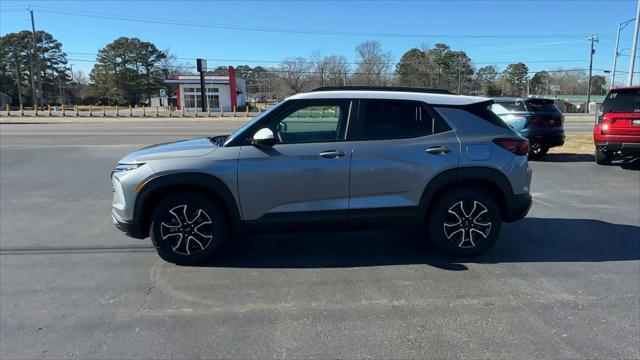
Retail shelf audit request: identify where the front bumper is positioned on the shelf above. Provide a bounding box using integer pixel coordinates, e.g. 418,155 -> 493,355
112,210 -> 147,239
504,192 -> 532,223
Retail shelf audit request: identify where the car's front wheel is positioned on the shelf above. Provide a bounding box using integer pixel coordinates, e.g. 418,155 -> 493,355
427,187 -> 502,257
149,192 -> 229,265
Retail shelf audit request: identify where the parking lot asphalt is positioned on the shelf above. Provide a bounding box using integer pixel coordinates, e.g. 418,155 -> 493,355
0,121 -> 638,359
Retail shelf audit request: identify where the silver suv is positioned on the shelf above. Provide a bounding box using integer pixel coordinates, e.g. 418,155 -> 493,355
112,87 -> 532,265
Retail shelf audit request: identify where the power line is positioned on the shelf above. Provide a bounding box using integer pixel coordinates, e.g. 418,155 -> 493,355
34,7 -> 604,40
66,52 -> 586,67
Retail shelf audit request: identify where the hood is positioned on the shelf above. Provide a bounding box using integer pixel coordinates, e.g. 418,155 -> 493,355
119,137 -> 219,162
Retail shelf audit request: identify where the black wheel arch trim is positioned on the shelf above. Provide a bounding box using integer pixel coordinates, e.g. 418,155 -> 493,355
133,172 -> 244,238
419,166 -> 528,222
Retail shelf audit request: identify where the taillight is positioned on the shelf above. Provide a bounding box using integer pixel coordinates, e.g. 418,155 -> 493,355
493,138 -> 529,156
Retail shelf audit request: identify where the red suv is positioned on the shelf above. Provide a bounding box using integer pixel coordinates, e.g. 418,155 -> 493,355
594,87 -> 640,164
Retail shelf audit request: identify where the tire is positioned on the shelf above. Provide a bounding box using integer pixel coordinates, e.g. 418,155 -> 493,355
595,147 -> 612,165
427,187 -> 502,257
529,143 -> 549,159
149,192 -> 230,265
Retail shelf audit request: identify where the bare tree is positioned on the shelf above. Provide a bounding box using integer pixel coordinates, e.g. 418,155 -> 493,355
352,41 -> 392,86
280,57 -> 312,94
322,55 -> 349,86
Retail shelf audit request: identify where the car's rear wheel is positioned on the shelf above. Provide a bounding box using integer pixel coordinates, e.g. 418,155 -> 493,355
427,187 -> 502,257
595,146 -> 613,165
150,192 -> 229,265
529,143 -> 549,158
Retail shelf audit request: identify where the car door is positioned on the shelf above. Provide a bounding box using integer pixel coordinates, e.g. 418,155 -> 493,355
349,99 -> 460,219
237,99 -> 355,223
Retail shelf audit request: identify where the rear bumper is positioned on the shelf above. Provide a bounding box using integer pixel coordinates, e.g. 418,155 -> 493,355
112,210 -> 147,239
525,130 -> 565,147
596,141 -> 640,155
504,192 -> 532,223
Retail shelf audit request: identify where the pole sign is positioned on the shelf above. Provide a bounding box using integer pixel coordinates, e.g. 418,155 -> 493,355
197,59 -> 207,72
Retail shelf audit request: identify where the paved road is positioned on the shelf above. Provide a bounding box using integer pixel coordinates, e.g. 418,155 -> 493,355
1,122 -> 638,359
0,112 -> 596,132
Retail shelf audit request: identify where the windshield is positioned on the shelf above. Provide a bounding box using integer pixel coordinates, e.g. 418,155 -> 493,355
602,90 -> 640,113
223,100 -> 286,146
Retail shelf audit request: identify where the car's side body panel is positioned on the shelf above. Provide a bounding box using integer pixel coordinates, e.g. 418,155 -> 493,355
237,141 -> 354,221
349,131 -> 460,210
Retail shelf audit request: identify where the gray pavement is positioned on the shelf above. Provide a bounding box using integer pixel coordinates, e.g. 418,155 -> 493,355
0,113 -> 596,132
0,121 -> 638,359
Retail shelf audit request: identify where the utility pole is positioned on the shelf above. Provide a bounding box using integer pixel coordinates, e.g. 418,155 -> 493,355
196,59 -> 207,112
586,35 -> 599,114
628,0 -> 640,85
611,19 -> 635,89
30,8 -> 43,108
457,55 -> 462,94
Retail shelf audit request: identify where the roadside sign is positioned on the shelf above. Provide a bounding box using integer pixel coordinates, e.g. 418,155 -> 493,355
159,88 -> 167,97
197,59 -> 207,72
550,85 -> 560,92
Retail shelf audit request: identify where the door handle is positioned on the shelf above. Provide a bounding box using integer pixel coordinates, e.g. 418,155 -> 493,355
426,146 -> 450,155
319,150 -> 346,159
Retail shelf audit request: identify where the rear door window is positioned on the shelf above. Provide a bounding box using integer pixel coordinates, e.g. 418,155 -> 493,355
602,90 -> 640,113
358,100 -> 450,140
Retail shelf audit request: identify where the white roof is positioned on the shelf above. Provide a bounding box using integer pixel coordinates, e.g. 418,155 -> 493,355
289,90 -> 491,106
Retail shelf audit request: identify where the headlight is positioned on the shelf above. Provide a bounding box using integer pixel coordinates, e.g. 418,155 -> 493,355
112,163 -> 145,175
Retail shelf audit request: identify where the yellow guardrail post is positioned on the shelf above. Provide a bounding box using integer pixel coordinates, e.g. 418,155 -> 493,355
245,106 -> 249,117
169,105 -> 172,118
35,105 -> 38,117
182,106 -> 185,117
208,106 -> 211,117
233,106 -> 237,117
75,105 -> 79,116
89,105 -> 93,117
48,105 -> 52,116
142,105 -> 146,117
62,104 -> 66,116
116,105 -> 119,117
220,107 -> 224,117
156,106 -> 159,117
6,104 -> 9,116
102,105 -> 106,117
129,105 -> 132,117
20,104 -> 24,116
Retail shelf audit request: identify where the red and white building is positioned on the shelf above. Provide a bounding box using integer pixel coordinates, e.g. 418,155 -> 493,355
165,66 -> 246,111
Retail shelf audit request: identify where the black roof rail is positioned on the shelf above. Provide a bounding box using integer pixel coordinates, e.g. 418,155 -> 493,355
311,86 -> 453,94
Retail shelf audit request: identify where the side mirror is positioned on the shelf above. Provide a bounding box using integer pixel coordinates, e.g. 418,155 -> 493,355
251,128 -> 276,146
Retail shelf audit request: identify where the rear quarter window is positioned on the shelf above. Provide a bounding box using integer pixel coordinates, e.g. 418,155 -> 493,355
435,103 -> 511,130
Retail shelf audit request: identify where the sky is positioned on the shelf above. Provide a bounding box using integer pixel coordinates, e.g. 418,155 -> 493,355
1,0 -> 638,84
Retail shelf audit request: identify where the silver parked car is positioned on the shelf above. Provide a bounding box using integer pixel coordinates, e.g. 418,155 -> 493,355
111,87 -> 532,265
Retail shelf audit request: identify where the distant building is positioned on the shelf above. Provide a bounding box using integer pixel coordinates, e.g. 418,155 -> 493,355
164,66 -> 246,111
